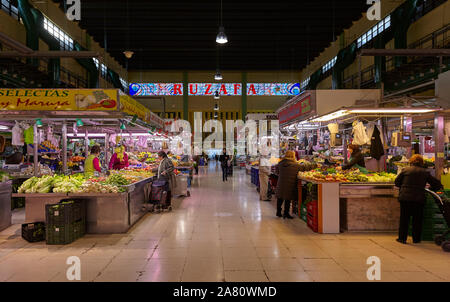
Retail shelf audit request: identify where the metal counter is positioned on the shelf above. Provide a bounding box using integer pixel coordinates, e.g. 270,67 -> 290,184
14,177 -> 153,234
0,181 -> 12,232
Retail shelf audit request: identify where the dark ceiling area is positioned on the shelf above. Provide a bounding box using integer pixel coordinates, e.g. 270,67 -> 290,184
71,0 -> 368,71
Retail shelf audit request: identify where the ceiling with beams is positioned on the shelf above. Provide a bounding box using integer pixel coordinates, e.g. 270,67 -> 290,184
56,0 -> 369,71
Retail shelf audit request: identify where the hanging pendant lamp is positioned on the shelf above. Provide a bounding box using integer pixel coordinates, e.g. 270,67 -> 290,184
216,0 -> 228,44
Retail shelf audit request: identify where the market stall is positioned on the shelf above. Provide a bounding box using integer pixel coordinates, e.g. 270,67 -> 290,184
276,90 -> 446,233
0,88 -> 170,234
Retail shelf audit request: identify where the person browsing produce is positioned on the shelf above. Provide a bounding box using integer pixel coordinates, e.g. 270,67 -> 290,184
275,150 -> 302,219
157,151 -> 176,203
84,145 -> 101,174
342,144 -> 366,170
394,154 -> 442,244
108,145 -> 129,170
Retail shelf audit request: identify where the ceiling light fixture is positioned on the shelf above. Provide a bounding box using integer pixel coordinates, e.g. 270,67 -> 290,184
214,91 -> 220,100
216,0 -> 228,44
214,103 -> 219,111
36,118 -> 43,127
123,50 -> 134,59
214,70 -> 223,81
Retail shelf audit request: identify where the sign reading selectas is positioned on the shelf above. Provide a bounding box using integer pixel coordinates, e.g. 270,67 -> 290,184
278,95 -> 312,124
129,83 -> 302,96
0,89 -> 119,111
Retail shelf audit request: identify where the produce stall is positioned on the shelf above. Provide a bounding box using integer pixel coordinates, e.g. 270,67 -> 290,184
297,168 -> 400,233
281,100 -> 444,233
0,88 -> 169,234
14,170 -> 154,233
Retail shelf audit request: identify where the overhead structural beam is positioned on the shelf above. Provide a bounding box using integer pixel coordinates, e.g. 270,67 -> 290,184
359,49 -> 450,57
0,32 -> 34,54
0,51 -> 101,58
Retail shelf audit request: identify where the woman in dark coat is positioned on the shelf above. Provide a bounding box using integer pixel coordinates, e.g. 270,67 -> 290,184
342,144 -> 366,170
275,150 -> 301,219
394,154 -> 442,244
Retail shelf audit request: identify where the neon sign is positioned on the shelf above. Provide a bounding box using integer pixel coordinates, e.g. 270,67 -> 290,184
247,83 -> 301,96
128,83 -> 301,96
129,83 -> 183,96
188,83 -> 242,96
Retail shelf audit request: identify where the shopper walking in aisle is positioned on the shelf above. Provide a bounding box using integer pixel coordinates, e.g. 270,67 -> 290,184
275,150 -> 301,219
157,151 -> 177,204
219,148 -> 230,182
394,154 -> 442,244
84,145 -> 102,175
259,154 -> 271,201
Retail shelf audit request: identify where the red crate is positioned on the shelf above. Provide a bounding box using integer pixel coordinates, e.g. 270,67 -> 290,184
307,215 -> 318,232
307,200 -> 318,217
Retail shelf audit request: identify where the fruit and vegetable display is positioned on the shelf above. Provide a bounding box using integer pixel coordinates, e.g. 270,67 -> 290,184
70,156 -> 85,163
298,168 -> 397,183
17,169 -> 154,194
37,141 -> 60,153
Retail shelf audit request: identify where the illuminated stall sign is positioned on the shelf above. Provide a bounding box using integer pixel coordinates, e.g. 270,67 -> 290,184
278,96 -> 312,124
129,83 -> 183,96
247,83 -> 301,96
188,83 -> 242,96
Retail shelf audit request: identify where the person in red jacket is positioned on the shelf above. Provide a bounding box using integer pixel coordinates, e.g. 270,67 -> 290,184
108,145 -> 129,170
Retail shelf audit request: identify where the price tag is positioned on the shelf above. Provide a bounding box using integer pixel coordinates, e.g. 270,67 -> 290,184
437,152 -> 445,158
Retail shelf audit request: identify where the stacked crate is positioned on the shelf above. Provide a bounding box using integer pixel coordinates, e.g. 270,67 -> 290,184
45,200 -> 86,245
304,183 -> 319,232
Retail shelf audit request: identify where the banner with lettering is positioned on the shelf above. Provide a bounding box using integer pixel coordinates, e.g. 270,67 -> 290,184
0,89 -> 118,111
188,83 -> 242,96
119,94 -> 164,128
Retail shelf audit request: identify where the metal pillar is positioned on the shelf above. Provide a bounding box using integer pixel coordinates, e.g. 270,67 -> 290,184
242,72 -> 247,120
183,72 -> 188,121
85,128 -> 89,157
343,131 -> 348,164
434,113 -> 445,181
62,121 -> 68,175
358,55 -> 362,89
404,115 -> 413,158
33,123 -> 39,177
104,133 -> 110,170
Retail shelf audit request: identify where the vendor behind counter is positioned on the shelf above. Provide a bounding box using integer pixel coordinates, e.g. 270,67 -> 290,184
109,145 -> 129,170
342,144 -> 366,171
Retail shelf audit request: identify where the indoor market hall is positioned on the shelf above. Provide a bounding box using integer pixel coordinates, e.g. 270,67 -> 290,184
0,161 -> 448,282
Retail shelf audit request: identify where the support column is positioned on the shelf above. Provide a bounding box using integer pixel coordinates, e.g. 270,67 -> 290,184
33,123 -> 39,177
104,133 -> 110,170
435,114 -> 445,181
242,72 -> 247,120
62,121 -> 68,175
183,71 -> 188,122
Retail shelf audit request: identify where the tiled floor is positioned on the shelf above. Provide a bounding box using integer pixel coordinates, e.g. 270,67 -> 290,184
0,161 -> 449,282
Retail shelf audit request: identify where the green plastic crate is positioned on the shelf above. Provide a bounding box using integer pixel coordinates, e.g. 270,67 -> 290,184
46,219 -> 86,245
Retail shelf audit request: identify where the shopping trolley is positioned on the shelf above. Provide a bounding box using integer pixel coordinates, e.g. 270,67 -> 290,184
425,189 -> 450,252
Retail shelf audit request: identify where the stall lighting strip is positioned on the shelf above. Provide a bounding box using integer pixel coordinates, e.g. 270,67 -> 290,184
348,108 -> 437,114
308,108 -> 439,123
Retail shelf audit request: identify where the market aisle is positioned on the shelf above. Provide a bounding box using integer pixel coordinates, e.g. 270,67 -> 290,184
0,162 -> 449,282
